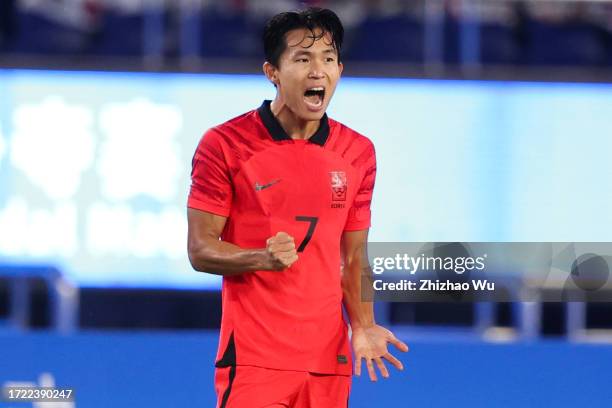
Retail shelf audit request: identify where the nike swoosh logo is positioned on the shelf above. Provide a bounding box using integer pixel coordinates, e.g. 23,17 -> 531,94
254,179 -> 281,191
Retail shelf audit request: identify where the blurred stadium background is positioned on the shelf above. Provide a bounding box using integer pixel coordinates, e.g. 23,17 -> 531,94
1,0 -> 612,407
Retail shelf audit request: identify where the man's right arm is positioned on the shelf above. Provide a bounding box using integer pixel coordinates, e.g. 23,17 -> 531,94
187,208 -> 298,276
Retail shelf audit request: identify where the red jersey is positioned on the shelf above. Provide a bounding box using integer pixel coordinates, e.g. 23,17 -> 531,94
188,100 -> 376,375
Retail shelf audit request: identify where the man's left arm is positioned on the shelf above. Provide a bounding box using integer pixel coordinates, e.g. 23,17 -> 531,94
341,229 -> 409,381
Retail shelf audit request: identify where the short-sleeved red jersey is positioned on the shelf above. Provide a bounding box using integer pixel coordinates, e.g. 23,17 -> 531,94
188,100 -> 376,375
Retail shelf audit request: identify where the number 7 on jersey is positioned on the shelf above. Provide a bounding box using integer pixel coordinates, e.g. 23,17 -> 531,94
295,216 -> 319,252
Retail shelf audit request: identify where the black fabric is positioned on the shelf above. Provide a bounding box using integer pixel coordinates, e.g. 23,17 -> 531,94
215,332 -> 236,367
219,365 -> 236,408
257,100 -> 330,146
216,332 -> 237,408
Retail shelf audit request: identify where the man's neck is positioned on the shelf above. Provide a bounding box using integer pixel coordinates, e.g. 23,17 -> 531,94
270,98 -> 320,140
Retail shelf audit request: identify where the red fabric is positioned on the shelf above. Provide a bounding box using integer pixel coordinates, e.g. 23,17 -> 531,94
215,365 -> 351,408
189,102 -> 376,375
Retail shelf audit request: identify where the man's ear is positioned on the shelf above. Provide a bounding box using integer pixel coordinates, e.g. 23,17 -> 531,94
338,61 -> 344,76
263,61 -> 280,86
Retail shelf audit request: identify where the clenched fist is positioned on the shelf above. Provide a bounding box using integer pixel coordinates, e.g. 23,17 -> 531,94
265,232 -> 298,270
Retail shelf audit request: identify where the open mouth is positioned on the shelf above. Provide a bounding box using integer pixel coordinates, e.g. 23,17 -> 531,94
303,87 -> 326,109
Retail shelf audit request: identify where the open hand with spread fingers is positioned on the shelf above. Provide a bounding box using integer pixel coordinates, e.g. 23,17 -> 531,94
351,324 -> 409,381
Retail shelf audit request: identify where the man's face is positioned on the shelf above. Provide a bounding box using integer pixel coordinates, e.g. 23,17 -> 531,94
269,27 -> 343,121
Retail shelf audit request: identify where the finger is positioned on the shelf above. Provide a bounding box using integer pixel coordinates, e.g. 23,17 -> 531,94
383,352 -> 403,370
355,357 -> 362,376
280,254 -> 298,267
277,251 -> 297,260
374,357 -> 389,379
269,240 -> 294,251
272,237 -> 295,246
267,233 -> 291,247
366,358 -> 377,382
286,254 -> 299,266
275,242 -> 296,252
389,336 -> 409,352
275,232 -> 294,242
269,244 -> 297,256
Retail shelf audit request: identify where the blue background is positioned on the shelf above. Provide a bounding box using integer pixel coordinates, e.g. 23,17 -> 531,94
1,331 -> 611,407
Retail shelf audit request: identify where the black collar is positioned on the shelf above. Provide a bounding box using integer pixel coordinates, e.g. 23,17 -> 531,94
257,100 -> 329,146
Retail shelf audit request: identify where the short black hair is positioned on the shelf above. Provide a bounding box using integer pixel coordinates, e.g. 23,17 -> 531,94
263,7 -> 344,67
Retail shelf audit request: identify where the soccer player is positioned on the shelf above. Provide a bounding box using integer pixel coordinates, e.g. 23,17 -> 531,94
187,7 -> 408,408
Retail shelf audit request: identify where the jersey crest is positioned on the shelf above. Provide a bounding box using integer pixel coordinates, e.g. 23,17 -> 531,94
330,171 -> 347,201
